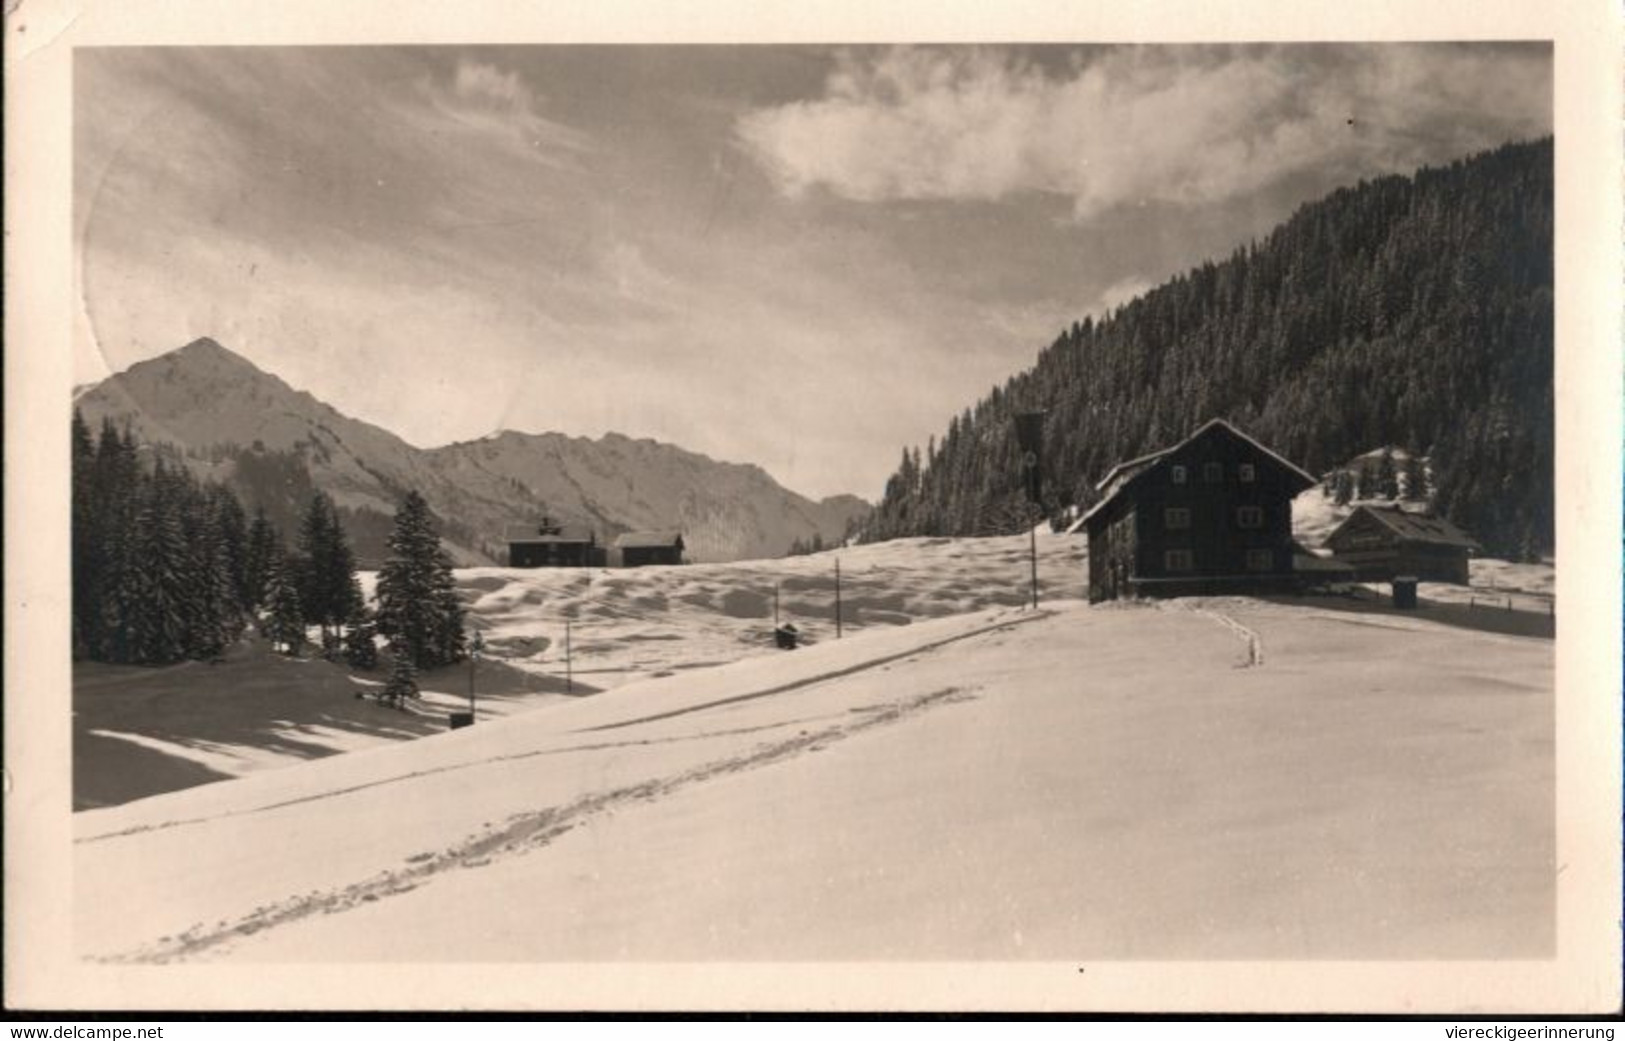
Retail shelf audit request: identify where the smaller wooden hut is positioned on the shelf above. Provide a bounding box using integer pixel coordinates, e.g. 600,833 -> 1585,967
614,531 -> 685,567
1323,505 -> 1479,584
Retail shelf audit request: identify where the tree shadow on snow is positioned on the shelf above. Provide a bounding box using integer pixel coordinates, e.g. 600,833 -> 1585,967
72,638 -> 601,811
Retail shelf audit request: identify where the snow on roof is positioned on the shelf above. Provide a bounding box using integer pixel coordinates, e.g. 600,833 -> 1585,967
1093,448 -> 1171,493
504,523 -> 596,543
1080,419 -> 1316,527
1291,540 -> 1358,573
1343,505 -> 1481,550
614,531 -> 684,549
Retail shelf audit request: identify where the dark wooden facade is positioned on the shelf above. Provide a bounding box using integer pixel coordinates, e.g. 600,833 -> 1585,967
1083,420 -> 1316,602
614,531 -> 685,567
1324,505 -> 1478,584
506,521 -> 605,568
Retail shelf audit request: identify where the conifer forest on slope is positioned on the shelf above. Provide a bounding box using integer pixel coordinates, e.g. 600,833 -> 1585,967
862,138 -> 1553,561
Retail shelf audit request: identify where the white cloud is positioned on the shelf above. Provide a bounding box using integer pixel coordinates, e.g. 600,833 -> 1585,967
454,60 -> 536,113
419,59 -> 592,155
736,45 -> 1552,219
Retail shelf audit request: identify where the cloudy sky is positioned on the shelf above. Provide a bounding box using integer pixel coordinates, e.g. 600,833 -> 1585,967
74,44 -> 1550,499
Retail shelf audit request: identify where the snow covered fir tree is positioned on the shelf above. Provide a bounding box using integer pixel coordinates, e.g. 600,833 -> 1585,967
374,489 -> 467,672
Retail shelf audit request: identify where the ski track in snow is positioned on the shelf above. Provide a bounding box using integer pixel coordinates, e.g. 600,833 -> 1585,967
1171,602 -> 1265,667
78,612 -> 1044,848
99,682 -> 981,964
578,611 -> 1050,732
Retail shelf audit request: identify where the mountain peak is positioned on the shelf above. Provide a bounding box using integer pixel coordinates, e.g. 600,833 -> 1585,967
165,337 -> 261,372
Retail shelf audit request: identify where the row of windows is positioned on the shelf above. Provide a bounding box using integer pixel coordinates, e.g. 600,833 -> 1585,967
1163,549 -> 1276,572
1171,462 -> 1255,485
1165,506 -> 1265,530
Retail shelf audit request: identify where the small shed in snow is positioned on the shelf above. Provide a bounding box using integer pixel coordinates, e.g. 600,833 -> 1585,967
614,531 -> 685,567
1323,505 -> 1479,584
506,519 -> 605,568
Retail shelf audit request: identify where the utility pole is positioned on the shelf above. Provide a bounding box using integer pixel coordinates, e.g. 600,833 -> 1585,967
564,618 -> 573,694
774,582 -> 781,628
468,630 -> 484,721
1014,410 -> 1047,611
1029,520 -> 1039,610
835,557 -> 843,638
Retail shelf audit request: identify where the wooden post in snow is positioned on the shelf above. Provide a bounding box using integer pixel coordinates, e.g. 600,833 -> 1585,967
1014,410 -> 1047,611
832,555 -> 845,636
1029,522 -> 1039,610
565,618 -> 573,694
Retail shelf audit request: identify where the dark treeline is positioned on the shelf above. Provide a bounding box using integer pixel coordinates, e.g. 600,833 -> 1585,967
863,138 -> 1553,560
785,533 -> 828,557
74,412 -> 466,688
73,413 -> 253,664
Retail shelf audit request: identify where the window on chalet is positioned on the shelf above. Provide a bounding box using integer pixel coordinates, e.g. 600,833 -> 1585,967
1237,505 -> 1264,529
1245,549 -> 1274,571
1202,461 -> 1223,483
1238,463 -> 1256,483
1164,549 -> 1194,572
1170,465 -> 1187,485
1164,507 -> 1191,530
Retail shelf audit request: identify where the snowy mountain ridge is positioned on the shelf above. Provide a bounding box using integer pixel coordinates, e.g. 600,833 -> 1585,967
73,338 -> 870,565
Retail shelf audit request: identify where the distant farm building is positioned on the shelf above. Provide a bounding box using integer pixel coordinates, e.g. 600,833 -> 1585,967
614,531 -> 685,567
1082,419 -> 1316,602
506,518 -> 606,568
1323,504 -> 1479,584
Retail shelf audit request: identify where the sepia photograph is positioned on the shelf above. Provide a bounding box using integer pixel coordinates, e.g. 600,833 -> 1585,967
6,0 -> 1621,1016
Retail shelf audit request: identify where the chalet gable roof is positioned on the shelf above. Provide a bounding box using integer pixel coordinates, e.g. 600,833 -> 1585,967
1330,504 -> 1480,550
1081,419 -> 1315,526
614,531 -> 684,550
505,523 -> 596,544
1094,419 -> 1316,493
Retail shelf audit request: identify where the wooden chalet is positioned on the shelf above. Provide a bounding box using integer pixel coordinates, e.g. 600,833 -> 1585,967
614,531 -> 685,567
1323,504 -> 1479,584
1082,419 -> 1316,602
506,519 -> 606,568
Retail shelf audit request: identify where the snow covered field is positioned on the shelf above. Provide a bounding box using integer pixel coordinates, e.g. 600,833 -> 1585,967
75,534 -> 1086,808
75,593 -> 1553,964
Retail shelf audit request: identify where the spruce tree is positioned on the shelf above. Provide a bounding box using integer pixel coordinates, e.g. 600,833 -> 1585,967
211,486 -> 251,612
71,411 -> 100,660
376,490 -> 465,670
342,591 -> 379,670
296,492 -> 359,647
186,493 -> 240,661
262,551 -> 306,656
243,507 -> 279,611
95,421 -> 143,663
381,642 -> 419,707
1333,469 -> 1354,506
128,462 -> 193,665
1403,452 -> 1428,500
1357,459 -> 1380,501
1376,448 -> 1400,500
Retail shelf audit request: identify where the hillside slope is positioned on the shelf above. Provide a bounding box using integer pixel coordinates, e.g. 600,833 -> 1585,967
428,430 -> 869,563
866,138 -> 1552,559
